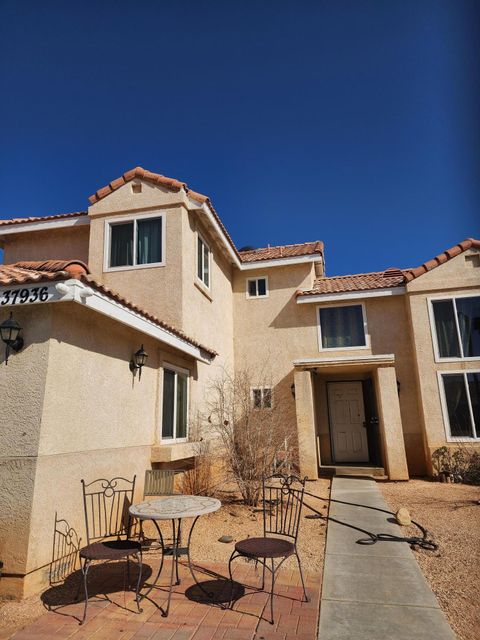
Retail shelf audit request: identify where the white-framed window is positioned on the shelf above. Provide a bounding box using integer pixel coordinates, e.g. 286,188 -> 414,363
317,302 -> 369,350
161,364 -> 189,442
104,212 -> 165,271
251,387 -> 273,409
246,277 -> 268,299
429,294 -> 480,361
197,234 -> 211,288
438,370 -> 480,440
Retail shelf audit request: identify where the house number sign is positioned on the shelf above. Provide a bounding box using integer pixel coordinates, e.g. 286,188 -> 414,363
0,285 -> 55,307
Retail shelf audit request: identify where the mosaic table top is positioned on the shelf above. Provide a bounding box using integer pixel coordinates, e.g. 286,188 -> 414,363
129,494 -> 221,520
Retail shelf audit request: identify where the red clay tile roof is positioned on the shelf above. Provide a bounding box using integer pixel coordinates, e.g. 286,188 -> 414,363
300,270 -> 406,296
239,241 -> 324,263
88,167 -> 240,260
402,238 -> 480,281
0,260 -> 216,358
299,238 -> 480,296
0,260 -> 89,286
0,212 -> 87,227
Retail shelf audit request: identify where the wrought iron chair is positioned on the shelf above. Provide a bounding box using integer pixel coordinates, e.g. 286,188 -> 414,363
78,476 -> 142,625
228,473 -> 309,624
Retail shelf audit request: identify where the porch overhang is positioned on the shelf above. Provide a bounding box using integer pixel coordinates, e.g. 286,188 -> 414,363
293,353 -> 395,374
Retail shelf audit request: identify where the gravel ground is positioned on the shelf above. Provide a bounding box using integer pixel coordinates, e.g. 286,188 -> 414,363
0,478 -> 330,636
381,480 -> 480,640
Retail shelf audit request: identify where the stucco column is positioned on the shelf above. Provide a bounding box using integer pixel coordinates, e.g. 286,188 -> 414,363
374,366 -> 409,480
294,369 -> 319,479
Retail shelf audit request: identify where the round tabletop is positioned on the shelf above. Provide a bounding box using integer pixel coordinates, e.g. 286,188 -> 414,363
129,495 -> 221,521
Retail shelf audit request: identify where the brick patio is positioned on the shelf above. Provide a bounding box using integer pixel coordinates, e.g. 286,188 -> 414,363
6,555 -> 321,640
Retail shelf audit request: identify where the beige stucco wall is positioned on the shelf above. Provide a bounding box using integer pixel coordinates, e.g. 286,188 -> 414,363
406,249 -> 480,468
2,226 -> 90,265
233,264 -> 423,476
0,301 -> 205,599
0,305 -> 53,598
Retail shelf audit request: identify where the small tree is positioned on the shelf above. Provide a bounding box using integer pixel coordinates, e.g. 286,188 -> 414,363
206,365 -> 298,506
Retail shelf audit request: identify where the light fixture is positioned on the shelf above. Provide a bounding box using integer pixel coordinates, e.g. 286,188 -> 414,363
129,344 -> 148,380
0,312 -> 24,365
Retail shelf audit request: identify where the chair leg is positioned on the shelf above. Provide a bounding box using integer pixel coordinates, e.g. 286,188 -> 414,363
79,558 -> 91,625
295,552 -> 309,602
261,560 -> 266,591
228,551 -> 237,609
269,558 -> 276,625
126,557 -> 131,589
134,552 -> 143,613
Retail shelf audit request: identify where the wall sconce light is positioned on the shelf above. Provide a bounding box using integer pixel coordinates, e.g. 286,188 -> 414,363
129,345 -> 148,380
0,312 -> 24,365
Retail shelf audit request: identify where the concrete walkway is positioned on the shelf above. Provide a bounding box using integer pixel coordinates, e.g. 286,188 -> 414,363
318,477 -> 456,640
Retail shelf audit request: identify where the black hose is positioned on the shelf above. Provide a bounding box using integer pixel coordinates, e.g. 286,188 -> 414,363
302,489 -> 439,552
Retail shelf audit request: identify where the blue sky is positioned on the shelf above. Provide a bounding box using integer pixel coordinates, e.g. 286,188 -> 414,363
0,0 -> 478,275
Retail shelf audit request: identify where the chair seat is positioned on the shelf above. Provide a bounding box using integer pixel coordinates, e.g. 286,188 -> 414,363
235,536 -> 295,559
80,539 -> 141,560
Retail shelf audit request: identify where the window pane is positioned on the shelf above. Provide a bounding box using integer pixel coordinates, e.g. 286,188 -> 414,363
258,278 -> 267,296
248,280 -> 257,297
162,369 -> 175,438
197,237 -> 203,280
110,223 -> 133,267
432,300 -> 461,358
467,373 -> 480,437
263,388 -> 272,408
320,305 -> 366,348
456,297 -> 480,358
443,374 -> 473,437
137,218 -> 162,265
176,374 -> 188,439
252,389 -> 262,408
203,244 -> 209,287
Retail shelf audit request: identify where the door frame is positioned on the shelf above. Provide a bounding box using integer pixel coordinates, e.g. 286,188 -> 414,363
326,380 -> 370,464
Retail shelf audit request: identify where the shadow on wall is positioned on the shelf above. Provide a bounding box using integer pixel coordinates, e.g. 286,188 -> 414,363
49,512 -> 81,586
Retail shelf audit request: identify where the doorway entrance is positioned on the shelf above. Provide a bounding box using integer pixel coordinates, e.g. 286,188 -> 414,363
327,381 -> 369,463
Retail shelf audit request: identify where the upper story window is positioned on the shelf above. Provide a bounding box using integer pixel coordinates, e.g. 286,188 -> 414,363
197,234 -> 210,288
430,295 -> 480,360
318,303 -> 368,350
162,365 -> 189,441
247,277 -> 268,298
105,214 -> 164,271
252,387 -> 272,409
439,371 -> 480,440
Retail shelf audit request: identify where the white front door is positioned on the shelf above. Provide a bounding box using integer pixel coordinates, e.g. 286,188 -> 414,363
328,381 -> 369,463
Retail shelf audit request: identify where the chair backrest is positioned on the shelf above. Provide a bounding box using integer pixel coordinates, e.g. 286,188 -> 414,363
262,473 -> 306,542
49,512 -> 81,585
81,476 -> 136,544
143,469 -> 175,498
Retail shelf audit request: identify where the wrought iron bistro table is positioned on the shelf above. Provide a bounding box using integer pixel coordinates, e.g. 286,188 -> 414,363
129,495 -> 221,616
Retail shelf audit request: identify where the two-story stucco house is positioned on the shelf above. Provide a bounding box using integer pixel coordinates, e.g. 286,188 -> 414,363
0,166 -> 479,599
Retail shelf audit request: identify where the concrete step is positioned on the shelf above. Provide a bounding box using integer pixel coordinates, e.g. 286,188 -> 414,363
319,465 -> 386,478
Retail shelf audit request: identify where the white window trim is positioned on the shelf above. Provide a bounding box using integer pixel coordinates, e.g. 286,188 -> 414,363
161,362 -> 190,443
196,232 -> 211,290
317,301 -> 370,352
250,386 -> 273,409
428,293 -> 480,363
437,369 -> 480,442
246,276 -> 269,299
103,211 -> 166,272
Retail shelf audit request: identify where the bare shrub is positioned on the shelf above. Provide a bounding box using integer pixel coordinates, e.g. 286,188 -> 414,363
205,365 -> 298,506
431,444 -> 480,485
181,420 -> 216,496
